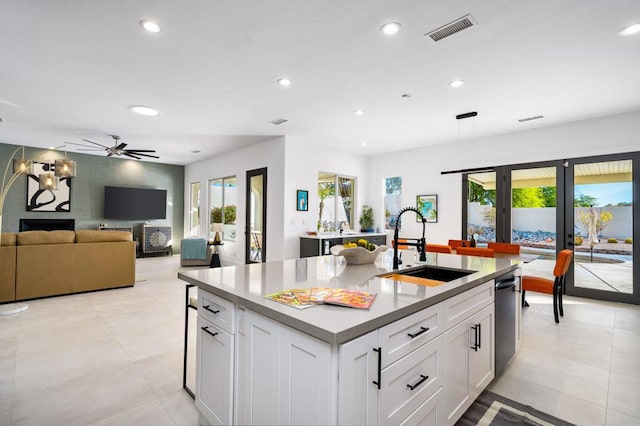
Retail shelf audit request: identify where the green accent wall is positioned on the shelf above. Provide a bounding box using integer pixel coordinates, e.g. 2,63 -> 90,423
1,143 -> 184,246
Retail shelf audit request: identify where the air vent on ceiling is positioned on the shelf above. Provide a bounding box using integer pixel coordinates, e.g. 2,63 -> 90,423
425,14 -> 476,42
270,118 -> 288,126
518,115 -> 544,123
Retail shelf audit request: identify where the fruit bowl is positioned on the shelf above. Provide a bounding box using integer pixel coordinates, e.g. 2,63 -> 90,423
330,244 -> 388,265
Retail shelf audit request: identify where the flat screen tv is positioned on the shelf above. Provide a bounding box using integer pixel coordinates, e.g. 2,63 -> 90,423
104,186 -> 167,220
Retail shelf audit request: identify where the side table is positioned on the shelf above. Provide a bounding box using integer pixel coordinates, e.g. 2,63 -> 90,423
209,241 -> 223,268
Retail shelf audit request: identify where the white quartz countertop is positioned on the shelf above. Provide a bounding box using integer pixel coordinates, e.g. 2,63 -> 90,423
178,250 -> 521,345
300,232 -> 388,239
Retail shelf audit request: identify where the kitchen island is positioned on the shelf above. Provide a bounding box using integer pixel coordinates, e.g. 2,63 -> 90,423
178,250 -> 522,426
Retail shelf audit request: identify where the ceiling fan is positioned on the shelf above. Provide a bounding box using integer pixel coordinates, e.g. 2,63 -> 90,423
66,135 -> 159,160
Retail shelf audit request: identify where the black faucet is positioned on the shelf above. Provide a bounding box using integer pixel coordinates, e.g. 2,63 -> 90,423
393,207 -> 427,270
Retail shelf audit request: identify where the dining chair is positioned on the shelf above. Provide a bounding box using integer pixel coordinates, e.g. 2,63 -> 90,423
487,242 -> 521,254
425,243 -> 452,254
455,247 -> 495,258
448,239 -> 471,249
522,249 -> 573,323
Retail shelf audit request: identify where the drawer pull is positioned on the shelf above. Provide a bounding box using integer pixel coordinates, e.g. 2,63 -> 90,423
471,323 -> 481,351
203,305 -> 220,315
201,326 -> 218,338
372,347 -> 382,390
407,326 -> 430,339
406,374 -> 429,391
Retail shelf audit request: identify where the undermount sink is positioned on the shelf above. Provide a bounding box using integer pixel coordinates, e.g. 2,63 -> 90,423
381,265 -> 476,287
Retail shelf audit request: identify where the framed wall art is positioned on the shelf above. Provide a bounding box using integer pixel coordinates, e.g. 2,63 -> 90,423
297,190 -> 308,211
416,194 -> 437,223
26,162 -> 71,212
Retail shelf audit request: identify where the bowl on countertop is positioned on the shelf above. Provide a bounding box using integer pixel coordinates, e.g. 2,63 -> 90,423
330,244 -> 388,265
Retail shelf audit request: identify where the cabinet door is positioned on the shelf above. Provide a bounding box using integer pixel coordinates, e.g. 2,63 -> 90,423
196,317 -> 234,426
469,303 -> 494,397
338,331 -> 379,425
237,309 -> 281,425
279,326 -> 333,425
442,319 -> 471,425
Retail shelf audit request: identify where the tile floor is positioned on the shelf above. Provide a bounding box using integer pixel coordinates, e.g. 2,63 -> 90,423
1,255 -> 639,425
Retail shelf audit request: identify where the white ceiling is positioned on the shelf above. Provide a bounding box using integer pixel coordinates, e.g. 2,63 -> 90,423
1,1 -> 639,166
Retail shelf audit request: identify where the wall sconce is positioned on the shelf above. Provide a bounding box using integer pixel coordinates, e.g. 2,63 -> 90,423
211,223 -> 223,244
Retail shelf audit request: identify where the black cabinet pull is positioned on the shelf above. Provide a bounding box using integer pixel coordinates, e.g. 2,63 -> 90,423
203,305 -> 220,315
477,323 -> 482,349
406,374 -> 429,391
201,326 -> 218,338
471,325 -> 479,351
372,347 -> 382,390
407,326 -> 430,339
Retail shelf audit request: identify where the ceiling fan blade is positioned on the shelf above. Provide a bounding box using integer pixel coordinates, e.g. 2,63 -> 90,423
124,152 -> 141,160
115,143 -> 127,150
76,148 -> 106,151
65,141 -> 98,149
81,138 -> 110,149
125,151 -> 159,159
126,149 -> 156,153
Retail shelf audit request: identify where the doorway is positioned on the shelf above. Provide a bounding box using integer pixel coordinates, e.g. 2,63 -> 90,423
245,168 -> 267,264
462,153 -> 638,304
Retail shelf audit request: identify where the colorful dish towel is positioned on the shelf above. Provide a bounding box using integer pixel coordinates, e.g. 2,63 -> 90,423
181,238 -> 207,259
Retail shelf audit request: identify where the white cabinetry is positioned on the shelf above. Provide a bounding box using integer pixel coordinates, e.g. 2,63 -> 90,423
338,301 -> 445,425
237,308 -> 332,425
442,283 -> 495,425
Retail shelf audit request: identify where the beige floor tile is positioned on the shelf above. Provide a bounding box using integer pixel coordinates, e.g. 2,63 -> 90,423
608,372 -> 640,419
134,347 -> 184,399
88,399 -> 177,426
488,374 -> 607,426
11,363 -> 156,426
605,409 -> 640,426
613,304 -> 640,332
160,389 -> 201,426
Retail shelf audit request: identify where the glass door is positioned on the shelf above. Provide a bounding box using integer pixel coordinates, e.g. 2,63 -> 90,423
564,155 -> 638,303
245,168 -> 267,264
464,171 -> 497,245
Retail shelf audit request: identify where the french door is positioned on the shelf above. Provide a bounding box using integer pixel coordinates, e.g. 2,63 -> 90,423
463,152 -> 638,304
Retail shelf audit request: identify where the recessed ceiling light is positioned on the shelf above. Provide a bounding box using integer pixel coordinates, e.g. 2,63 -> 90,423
381,22 -> 401,35
130,105 -> 159,116
48,146 -> 56,150
354,109 -> 364,116
449,80 -> 465,88
139,20 -> 161,33
361,142 -> 367,146
277,78 -> 291,86
619,22 -> 640,36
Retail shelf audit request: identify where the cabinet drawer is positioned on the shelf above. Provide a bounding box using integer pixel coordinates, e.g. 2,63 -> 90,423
379,302 -> 443,367
443,281 -> 493,330
199,290 -> 235,334
400,386 -> 442,426
378,335 -> 443,426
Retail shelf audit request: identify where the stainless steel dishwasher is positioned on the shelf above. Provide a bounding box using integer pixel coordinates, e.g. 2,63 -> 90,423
495,272 -> 517,376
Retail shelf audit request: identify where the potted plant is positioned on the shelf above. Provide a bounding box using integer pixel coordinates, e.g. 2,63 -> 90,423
359,205 -> 374,232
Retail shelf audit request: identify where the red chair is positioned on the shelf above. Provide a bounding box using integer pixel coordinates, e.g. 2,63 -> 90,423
488,242 -> 520,254
455,247 -> 495,258
522,249 -> 573,323
425,243 -> 452,254
448,239 -> 470,249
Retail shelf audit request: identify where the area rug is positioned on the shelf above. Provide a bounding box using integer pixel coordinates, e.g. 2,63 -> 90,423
456,390 -> 575,426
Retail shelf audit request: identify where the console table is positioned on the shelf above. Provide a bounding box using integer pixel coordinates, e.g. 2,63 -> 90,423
140,225 -> 172,257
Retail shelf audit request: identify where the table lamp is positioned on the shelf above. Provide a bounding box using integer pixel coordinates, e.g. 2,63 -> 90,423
211,223 -> 223,244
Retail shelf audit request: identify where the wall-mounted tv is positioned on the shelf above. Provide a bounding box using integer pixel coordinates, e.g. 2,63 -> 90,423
104,186 -> 167,220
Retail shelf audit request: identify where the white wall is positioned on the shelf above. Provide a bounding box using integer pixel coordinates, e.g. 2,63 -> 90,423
368,110 -> 640,245
184,137 -> 285,265
283,136 -> 369,260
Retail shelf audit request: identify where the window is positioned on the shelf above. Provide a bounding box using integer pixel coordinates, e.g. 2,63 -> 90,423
318,172 -> 355,231
189,182 -> 200,236
209,176 -> 237,241
384,177 -> 402,229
